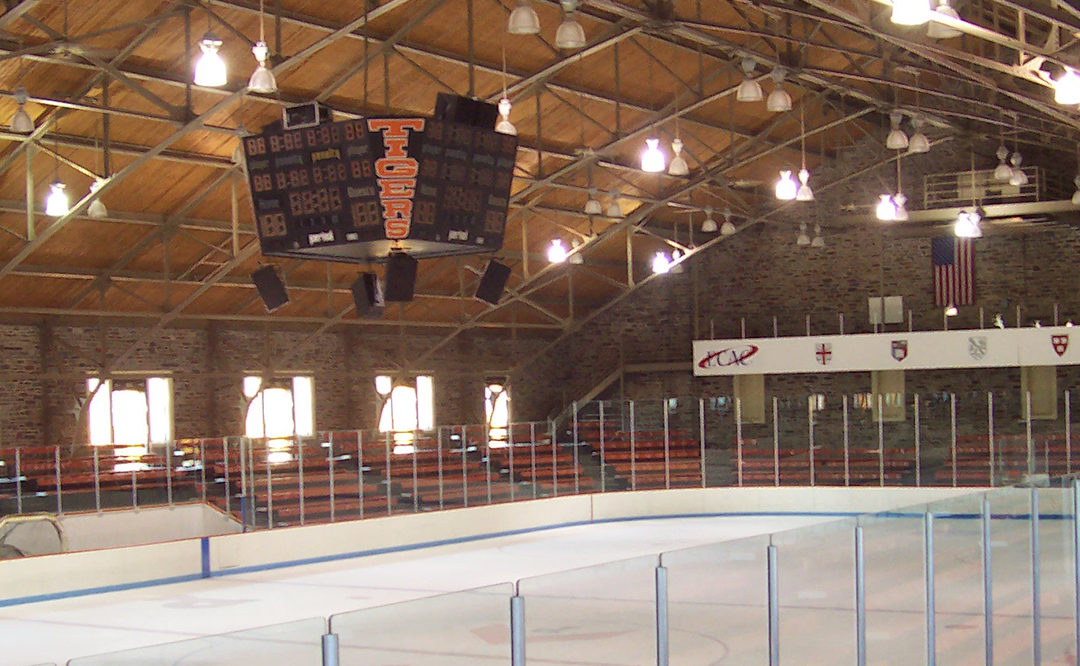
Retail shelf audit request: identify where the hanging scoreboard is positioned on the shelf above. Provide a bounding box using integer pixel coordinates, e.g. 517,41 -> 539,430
243,112 -> 518,263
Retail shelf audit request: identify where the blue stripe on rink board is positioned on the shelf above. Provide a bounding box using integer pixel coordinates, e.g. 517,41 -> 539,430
0,509 -> 1070,608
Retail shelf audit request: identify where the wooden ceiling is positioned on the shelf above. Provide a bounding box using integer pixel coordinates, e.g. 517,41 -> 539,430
0,0 -> 1077,349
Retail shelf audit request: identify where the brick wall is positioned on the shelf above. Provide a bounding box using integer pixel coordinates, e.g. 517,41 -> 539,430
0,322 -> 546,448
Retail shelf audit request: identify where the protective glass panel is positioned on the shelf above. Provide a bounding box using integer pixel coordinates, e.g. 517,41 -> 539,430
66,617 -> 325,665
518,555 -> 657,664
331,583 -> 513,664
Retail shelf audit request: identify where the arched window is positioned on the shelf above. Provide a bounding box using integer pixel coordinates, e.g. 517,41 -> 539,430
87,376 -> 173,448
376,374 -> 434,439
485,380 -> 509,447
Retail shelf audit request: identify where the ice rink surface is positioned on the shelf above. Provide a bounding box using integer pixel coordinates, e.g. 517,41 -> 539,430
1,515 -> 832,665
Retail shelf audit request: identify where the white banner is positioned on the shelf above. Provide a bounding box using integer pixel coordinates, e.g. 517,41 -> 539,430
692,326 -> 1079,376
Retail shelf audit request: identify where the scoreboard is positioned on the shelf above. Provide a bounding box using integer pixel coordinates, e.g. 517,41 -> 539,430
243,115 -> 518,262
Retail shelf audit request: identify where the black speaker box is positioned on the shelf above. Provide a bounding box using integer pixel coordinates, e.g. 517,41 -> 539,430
474,260 -> 511,305
384,253 -> 419,302
434,93 -> 499,129
351,272 -> 384,317
251,265 -> 289,312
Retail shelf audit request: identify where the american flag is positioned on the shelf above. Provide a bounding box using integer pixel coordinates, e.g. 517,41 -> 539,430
931,237 -> 974,307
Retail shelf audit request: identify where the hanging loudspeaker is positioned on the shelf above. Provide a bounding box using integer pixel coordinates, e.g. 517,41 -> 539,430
251,265 -> 289,312
384,252 -> 418,302
474,260 -> 511,305
351,272 -> 385,317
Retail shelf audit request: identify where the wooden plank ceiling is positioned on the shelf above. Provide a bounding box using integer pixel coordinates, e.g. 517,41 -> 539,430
0,0 -> 1075,344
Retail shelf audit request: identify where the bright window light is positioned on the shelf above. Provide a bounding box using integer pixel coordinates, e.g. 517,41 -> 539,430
892,0 -> 931,25
87,376 -> 173,446
377,375 -> 434,433
485,382 -> 510,445
244,375 -> 314,439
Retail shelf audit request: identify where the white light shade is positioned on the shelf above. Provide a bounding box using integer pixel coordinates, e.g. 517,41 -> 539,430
720,217 -> 736,236
508,1 -> 541,34
796,222 -> 810,247
45,181 -> 69,217
736,58 -> 763,102
668,138 -> 689,176
554,14 -> 586,49
10,105 -> 33,133
701,207 -> 718,233
194,33 -> 227,87
810,225 -> 825,248
876,194 -> 896,221
927,0 -> 962,38
584,189 -> 603,215
641,138 -> 665,173
1009,169 -> 1029,186
944,304 -> 958,317
766,87 -> 791,112
775,170 -> 797,200
605,190 -> 623,218
1055,69 -> 1080,105
1071,188 -> 1080,205
886,110 -> 908,150
569,241 -> 584,264
954,210 -> 982,238
892,0 -> 931,25
795,168 -> 814,201
495,97 -> 517,135
651,251 -> 671,274
737,78 -> 763,103
993,161 -> 1012,182
248,41 -> 276,93
893,192 -> 909,221
907,131 -> 930,154
87,179 -> 107,219
547,239 -> 568,263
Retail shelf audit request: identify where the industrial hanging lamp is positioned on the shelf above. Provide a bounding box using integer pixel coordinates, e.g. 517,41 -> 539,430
720,208 -> 736,236
892,0 -> 931,25
605,189 -> 623,218
766,68 -> 792,112
796,221 -> 811,247
546,239 -> 568,263
795,105 -> 814,201
927,0 -> 962,38
554,1 -> 586,50
45,139 -> 68,217
248,0 -> 277,93
810,224 -> 825,248
700,206 -> 718,233
736,58 -> 763,103
495,47 -> 516,135
194,8 -> 227,88
10,86 -> 33,133
507,0 -> 540,34
885,110 -> 909,150
775,169 -> 797,200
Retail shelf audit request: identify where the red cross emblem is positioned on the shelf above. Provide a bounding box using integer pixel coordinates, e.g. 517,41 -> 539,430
815,343 -> 832,365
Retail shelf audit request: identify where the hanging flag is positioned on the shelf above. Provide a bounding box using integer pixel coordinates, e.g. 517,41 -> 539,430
931,237 -> 974,307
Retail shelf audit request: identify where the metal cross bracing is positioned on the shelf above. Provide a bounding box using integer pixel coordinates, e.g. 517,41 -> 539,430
0,0 -> 1075,355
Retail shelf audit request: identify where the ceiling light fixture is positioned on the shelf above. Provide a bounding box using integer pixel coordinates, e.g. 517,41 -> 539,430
766,68 -> 792,112
605,189 -> 622,218
795,106 -> 813,201
45,181 -> 68,217
248,0 -> 276,93
993,142 -> 1012,181
670,248 -> 684,274
954,210 -> 982,238
495,46 -> 516,135
700,206 -> 717,233
944,304 -> 958,317
720,208 -> 736,236
668,137 -> 689,176
194,29 -> 227,87
892,0 -> 931,26
893,156 -> 909,221
1054,67 -> 1080,105
10,87 -> 33,133
585,188 -> 602,215
810,224 -> 825,248
507,0 -> 541,35
87,178 -> 107,219
736,58 -> 763,103
651,251 -> 671,274
554,3 -> 586,50
547,239 -> 568,263
1009,151 -> 1028,186
885,110 -> 908,150
876,194 -> 897,221
927,0 -> 962,38
796,221 -> 811,247
641,138 -> 665,172
908,116 -> 930,154
775,169 -> 797,200
1072,174 -> 1080,205
569,239 -> 584,265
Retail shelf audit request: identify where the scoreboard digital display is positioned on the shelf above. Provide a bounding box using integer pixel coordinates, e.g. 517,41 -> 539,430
243,114 -> 518,263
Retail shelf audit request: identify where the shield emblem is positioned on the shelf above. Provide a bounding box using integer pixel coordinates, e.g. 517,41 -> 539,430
1053,334 -> 1069,357
968,336 -> 987,360
891,340 -> 908,362
815,343 -> 832,365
